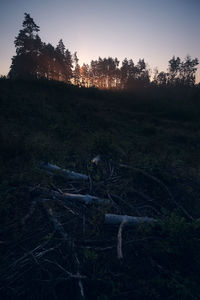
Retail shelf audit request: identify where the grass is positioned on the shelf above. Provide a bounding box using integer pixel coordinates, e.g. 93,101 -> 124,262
0,78 -> 200,299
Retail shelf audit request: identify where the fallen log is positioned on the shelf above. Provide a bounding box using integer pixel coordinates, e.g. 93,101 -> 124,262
60,192 -> 110,205
34,187 -> 110,205
106,214 -> 156,259
40,162 -> 88,181
105,214 -> 156,226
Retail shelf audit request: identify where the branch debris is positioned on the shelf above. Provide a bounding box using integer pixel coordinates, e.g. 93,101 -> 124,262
0,158 -> 197,299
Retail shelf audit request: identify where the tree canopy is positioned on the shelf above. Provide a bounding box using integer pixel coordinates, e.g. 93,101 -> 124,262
9,13 -> 199,89
9,13 -> 73,82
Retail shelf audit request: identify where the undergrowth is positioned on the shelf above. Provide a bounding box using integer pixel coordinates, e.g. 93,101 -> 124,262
0,78 -> 200,299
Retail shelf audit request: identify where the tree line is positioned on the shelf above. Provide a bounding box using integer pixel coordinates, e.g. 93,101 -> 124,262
9,13 -> 199,89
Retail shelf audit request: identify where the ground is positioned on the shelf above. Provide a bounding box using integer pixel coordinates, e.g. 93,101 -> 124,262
0,78 -> 200,299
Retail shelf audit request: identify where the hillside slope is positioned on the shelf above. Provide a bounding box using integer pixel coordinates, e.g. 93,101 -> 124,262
1,78 -> 200,299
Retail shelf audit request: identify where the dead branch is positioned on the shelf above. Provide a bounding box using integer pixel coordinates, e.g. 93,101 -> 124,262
119,164 -> 174,200
119,164 -> 194,220
21,200 -> 37,225
34,187 -> 110,205
117,221 -> 126,259
44,259 -> 86,279
130,187 -> 155,203
42,204 -> 71,243
42,203 -> 85,299
40,162 -> 88,181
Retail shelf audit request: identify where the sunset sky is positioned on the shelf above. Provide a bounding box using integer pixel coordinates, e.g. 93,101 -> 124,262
0,0 -> 200,82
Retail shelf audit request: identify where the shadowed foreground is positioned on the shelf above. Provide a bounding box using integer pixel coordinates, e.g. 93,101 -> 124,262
1,78 -> 200,299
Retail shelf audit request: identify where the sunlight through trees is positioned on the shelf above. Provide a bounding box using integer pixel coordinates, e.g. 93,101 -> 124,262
9,13 -> 199,89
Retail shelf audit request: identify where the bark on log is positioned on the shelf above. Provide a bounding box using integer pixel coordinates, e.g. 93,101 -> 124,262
40,162 -> 88,181
105,214 -> 156,226
60,193 -> 110,205
34,187 -> 110,205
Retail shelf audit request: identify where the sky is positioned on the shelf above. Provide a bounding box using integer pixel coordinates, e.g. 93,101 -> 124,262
0,0 -> 200,82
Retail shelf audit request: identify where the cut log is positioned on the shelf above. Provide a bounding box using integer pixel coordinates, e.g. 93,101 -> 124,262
60,192 -> 110,205
40,162 -> 88,181
34,187 -> 110,205
91,155 -> 101,165
105,214 -> 156,226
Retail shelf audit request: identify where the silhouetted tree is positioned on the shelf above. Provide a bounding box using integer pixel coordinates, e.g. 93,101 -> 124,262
55,39 -> 73,82
153,69 -> 168,86
89,60 -> 99,87
120,58 -> 130,88
168,55 -> 199,86
73,52 -> 81,85
65,49 -> 73,82
88,57 -> 119,89
9,13 -> 199,89
56,39 -> 65,56
80,63 -> 90,87
123,58 -> 150,90
9,13 -> 42,79
9,14 -> 73,83
179,55 -> 199,86
102,57 -> 119,89
168,56 -> 181,85
38,43 -> 56,79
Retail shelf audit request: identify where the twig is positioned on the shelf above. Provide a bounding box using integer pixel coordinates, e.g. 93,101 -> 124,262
21,200 -> 37,225
44,259 -> 86,279
117,221 -> 126,259
40,162 -> 88,181
42,203 -> 85,298
119,164 -> 194,220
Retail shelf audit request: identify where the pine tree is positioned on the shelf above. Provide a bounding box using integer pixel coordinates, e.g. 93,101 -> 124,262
168,56 -> 199,86
73,52 -> 81,85
39,43 -> 56,80
9,13 -> 42,79
55,40 -> 73,82
80,64 -> 89,87
65,49 -> 73,82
